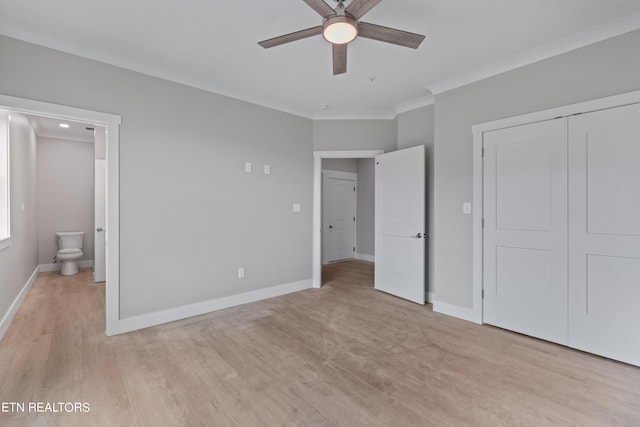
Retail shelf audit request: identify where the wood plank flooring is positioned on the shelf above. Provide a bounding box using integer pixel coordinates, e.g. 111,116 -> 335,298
1,261 -> 639,426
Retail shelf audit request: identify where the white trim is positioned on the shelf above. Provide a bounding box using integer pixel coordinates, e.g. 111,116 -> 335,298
108,279 -> 312,335
471,89 -> 640,329
313,150 -> 384,288
0,94 -> 121,337
472,89 -> 640,134
355,253 -> 374,262
429,12 -> 640,95
433,300 -> 482,324
394,94 -> 435,114
472,130 -> 484,326
39,259 -> 94,272
0,265 -> 39,341
313,110 -> 397,121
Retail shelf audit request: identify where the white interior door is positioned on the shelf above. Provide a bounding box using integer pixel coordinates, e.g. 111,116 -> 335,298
374,145 -> 425,304
322,171 -> 356,263
483,119 -> 568,344
568,103 -> 640,366
94,158 -> 106,282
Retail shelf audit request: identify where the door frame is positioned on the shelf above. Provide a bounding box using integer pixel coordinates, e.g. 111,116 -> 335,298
322,169 -> 357,264
471,89 -> 640,326
0,94 -> 121,336
312,150 -> 383,288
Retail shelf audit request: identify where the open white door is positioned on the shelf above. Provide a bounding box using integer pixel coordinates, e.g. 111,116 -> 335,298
374,145 -> 425,304
94,158 -> 106,283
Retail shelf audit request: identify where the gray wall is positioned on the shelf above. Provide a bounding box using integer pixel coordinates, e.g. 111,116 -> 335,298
0,35 -> 313,319
0,113 -> 38,324
434,29 -> 640,309
397,105 -> 434,295
356,158 -> 374,257
313,119 -> 396,152
322,158 -> 357,173
37,136 -> 94,264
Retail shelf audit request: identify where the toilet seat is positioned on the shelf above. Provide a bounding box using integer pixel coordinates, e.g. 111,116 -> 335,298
58,248 -> 82,255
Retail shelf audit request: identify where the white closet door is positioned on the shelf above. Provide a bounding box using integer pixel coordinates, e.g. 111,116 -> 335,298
568,103 -> 640,366
483,119 -> 568,344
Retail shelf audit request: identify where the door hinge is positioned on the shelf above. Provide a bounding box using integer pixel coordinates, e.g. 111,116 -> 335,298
353,216 -> 356,222
353,247 -> 356,252
353,186 -> 356,191
482,218 -> 485,228
482,289 -> 485,298
481,147 -> 485,157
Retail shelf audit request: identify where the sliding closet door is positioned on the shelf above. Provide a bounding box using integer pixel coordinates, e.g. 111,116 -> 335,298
483,119 -> 568,344
568,103 -> 640,366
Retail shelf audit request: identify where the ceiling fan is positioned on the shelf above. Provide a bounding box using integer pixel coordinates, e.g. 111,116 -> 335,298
258,0 -> 425,75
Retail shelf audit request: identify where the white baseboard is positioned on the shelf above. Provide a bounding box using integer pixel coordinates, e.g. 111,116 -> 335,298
107,278 -> 313,336
0,265 -> 39,342
39,259 -> 93,272
433,300 -> 482,324
354,253 -> 374,262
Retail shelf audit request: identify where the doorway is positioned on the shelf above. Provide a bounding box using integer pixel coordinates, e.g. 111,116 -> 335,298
0,94 -> 120,335
313,151 -> 382,288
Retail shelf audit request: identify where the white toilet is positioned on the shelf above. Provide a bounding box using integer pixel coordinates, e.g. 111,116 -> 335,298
56,231 -> 85,275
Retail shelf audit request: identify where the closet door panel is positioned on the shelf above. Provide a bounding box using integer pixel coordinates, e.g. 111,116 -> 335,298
483,118 -> 568,345
568,102 -> 640,366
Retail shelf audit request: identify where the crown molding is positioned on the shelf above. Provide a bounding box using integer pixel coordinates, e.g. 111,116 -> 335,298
428,11 -> 640,95
394,94 -> 434,114
312,109 -> 397,120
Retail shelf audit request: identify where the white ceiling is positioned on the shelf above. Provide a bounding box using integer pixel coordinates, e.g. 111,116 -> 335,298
27,114 -> 95,143
2,0 -> 640,119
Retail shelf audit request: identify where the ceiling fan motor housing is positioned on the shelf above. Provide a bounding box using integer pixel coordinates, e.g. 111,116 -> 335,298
323,13 -> 358,44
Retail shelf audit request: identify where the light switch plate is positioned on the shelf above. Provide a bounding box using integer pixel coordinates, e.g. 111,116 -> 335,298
293,203 -> 301,213
264,165 -> 271,174
237,267 -> 245,279
245,162 -> 252,173
463,202 -> 472,215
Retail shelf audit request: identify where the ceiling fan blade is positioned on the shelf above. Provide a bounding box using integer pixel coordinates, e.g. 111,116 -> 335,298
357,22 -> 425,49
258,26 -> 323,49
303,0 -> 336,17
333,44 -> 347,75
345,0 -> 382,20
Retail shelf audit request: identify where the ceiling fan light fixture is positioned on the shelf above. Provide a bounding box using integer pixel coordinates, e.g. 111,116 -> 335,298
323,15 -> 357,44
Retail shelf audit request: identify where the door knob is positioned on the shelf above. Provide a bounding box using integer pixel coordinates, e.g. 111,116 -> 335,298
329,225 -> 333,229
97,227 -> 104,232
412,233 -> 423,238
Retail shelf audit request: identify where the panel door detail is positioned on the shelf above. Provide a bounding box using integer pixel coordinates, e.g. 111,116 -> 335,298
483,119 -> 568,345
568,103 -> 640,366
374,145 -> 425,304
322,171 -> 357,263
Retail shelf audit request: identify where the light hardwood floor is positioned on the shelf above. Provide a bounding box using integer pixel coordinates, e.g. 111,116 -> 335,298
1,261 -> 639,426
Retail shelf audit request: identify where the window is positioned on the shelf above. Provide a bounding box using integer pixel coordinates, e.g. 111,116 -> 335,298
0,109 -> 9,247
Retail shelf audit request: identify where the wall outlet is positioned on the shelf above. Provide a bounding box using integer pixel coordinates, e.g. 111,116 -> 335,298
237,267 -> 245,279
244,162 -> 252,173
264,165 -> 271,174
293,203 -> 301,213
463,202 -> 472,215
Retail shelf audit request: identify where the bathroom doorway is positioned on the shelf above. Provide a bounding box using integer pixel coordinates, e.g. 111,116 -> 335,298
0,94 -> 121,335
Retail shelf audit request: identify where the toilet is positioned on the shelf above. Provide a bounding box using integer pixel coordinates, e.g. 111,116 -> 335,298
55,231 -> 85,275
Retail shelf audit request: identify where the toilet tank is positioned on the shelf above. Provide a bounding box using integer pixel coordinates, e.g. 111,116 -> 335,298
56,231 -> 85,249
